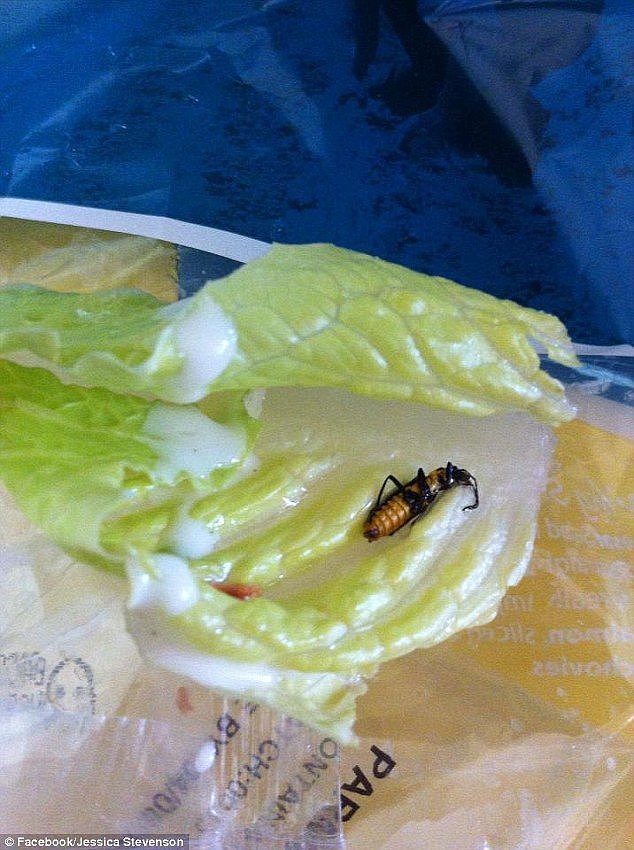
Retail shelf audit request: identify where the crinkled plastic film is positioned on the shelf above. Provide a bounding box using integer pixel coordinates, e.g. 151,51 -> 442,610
1,0 -> 632,843
0,705 -> 342,847
1,0 -> 631,344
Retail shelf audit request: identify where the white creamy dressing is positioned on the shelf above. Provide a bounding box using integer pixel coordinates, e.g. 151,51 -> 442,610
168,509 -> 219,560
4,292 -> 237,404
127,553 -> 199,616
141,403 -> 246,483
157,294 -> 238,403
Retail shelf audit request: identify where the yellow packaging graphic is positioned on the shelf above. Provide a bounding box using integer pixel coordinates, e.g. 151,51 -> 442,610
457,418 -> 633,733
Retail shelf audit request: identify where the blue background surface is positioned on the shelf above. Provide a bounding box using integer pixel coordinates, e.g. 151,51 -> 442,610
1,0 -> 632,343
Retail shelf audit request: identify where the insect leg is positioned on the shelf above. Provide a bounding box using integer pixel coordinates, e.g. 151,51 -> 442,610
374,474 -> 406,508
366,474 -> 406,525
408,503 -> 431,528
416,467 -> 433,500
405,469 -> 434,529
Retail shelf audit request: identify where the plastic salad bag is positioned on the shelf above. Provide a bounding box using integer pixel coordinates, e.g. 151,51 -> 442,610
1,222 -> 631,850
0,221 -> 345,849
1,1 -> 632,848
1,0 -> 631,342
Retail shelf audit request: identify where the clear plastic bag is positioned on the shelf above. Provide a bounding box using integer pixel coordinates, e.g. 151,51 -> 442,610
0,224 -> 631,848
1,0 -> 631,343
0,702 -> 344,848
1,0 -> 633,835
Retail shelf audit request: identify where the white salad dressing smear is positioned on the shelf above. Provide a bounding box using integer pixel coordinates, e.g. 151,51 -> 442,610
142,403 -> 246,482
128,607 -> 280,690
169,507 -> 219,559
3,293 -> 236,404
158,293 -> 238,403
127,554 -> 199,615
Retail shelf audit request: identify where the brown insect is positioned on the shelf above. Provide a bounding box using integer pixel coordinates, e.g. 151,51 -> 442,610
363,462 -> 479,541
210,581 -> 263,600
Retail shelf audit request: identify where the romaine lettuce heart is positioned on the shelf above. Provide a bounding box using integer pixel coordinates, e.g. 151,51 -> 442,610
0,242 -> 575,742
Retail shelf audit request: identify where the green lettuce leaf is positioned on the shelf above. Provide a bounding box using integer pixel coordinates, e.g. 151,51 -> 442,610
208,244 -> 579,424
125,387 -> 555,743
0,244 -> 578,423
0,360 -> 258,570
0,283 -> 237,404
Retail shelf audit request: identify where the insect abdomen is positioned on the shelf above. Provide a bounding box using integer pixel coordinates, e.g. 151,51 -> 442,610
363,493 -> 412,540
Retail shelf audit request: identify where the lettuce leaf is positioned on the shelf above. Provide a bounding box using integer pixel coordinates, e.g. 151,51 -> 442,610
0,360 -> 258,570
209,244 -> 579,425
0,243 -> 578,423
0,283 -> 237,404
0,218 -> 178,301
125,387 -> 555,743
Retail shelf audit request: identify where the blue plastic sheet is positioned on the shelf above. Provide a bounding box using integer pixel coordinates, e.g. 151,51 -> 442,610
1,0 -> 632,343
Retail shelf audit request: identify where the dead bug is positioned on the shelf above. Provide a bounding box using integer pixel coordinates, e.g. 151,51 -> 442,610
210,581 -> 263,600
363,462 -> 479,541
